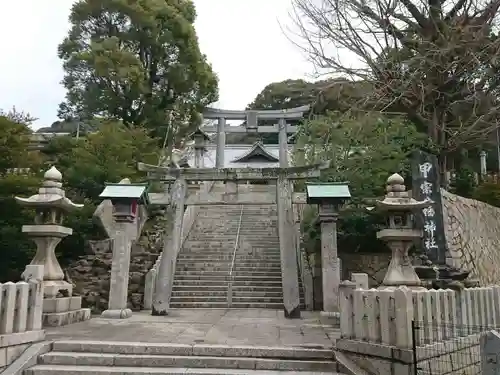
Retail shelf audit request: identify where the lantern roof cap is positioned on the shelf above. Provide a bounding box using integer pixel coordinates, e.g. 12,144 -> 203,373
15,166 -> 83,211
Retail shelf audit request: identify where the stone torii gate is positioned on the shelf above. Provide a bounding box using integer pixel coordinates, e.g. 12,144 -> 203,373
202,105 -> 310,168
138,162 -> 328,319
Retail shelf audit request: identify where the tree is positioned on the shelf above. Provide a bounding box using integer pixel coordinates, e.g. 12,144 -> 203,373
248,78 -> 368,115
295,112 -> 425,253
42,120 -> 161,266
58,0 -> 219,145
0,114 -> 43,281
291,0 -> 500,172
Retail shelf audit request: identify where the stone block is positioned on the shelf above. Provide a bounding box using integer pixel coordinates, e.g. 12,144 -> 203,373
0,347 -> 6,367
43,296 -> 82,313
6,343 -> 29,366
69,296 -> 82,311
42,308 -> 91,327
0,330 -> 45,348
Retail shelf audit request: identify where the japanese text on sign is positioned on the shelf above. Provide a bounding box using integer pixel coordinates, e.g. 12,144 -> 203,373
419,162 -> 437,250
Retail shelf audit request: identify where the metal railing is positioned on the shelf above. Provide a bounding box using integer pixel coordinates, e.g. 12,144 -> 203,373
227,205 -> 244,307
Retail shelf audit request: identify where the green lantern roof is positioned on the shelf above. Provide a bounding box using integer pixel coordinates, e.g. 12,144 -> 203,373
99,183 -> 149,203
306,182 -> 351,204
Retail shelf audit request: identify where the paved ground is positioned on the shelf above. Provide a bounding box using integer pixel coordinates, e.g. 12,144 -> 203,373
45,309 -> 339,349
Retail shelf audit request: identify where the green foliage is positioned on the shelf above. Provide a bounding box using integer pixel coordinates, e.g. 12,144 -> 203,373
450,165 -> 477,198
295,112 -> 425,197
295,112 -> 424,254
58,0 -> 218,142
0,115 -> 43,281
0,114 -> 162,281
472,181 -> 500,208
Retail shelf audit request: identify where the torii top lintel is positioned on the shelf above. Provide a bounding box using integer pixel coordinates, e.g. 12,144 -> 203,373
203,105 -> 310,121
137,161 -> 330,182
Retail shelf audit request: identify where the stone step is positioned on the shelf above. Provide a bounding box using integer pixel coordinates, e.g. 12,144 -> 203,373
38,352 -> 335,372
231,296 -> 284,303
174,275 -> 282,281
27,365 -> 342,375
172,280 -> 285,287
170,296 -> 228,303
177,255 -> 282,262
173,280 -> 228,286
232,290 -> 283,298
175,271 -> 282,277
169,302 -> 290,309
172,285 -> 228,291
235,265 -> 282,271
175,265 -> 231,272
47,341 -> 335,360
232,285 -> 284,292
171,290 -> 227,297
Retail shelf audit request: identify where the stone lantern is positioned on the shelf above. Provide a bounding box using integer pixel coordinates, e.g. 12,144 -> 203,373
192,128 -> 210,169
306,182 -> 351,315
15,166 -> 91,326
98,180 -> 149,319
375,173 -> 433,288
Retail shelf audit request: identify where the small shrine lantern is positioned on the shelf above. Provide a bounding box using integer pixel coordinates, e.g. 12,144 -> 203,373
99,182 -> 149,222
306,182 -> 351,217
306,182 -> 351,314
192,128 -> 210,169
375,173 -> 433,288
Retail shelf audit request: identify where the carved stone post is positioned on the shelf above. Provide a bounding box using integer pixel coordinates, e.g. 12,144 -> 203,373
98,179 -> 149,319
153,178 -> 187,315
306,182 -> 351,315
318,205 -> 341,313
216,117 -> 226,168
278,118 -> 288,168
193,129 -> 209,169
480,151 -> 487,177
277,175 -> 301,318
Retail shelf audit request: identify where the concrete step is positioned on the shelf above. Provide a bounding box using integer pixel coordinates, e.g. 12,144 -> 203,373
169,302 -> 287,309
232,285 -> 284,292
26,366 -> 343,375
46,341 -> 336,360
175,271 -> 282,277
175,265 -> 231,272
38,352 -> 335,372
173,280 -> 228,286
178,255 -> 282,262
232,290 -> 283,298
231,296 -> 283,303
172,285 -> 227,291
170,296 -> 228,303
174,275 -> 282,281
171,290 -> 227,297
235,265 -> 282,271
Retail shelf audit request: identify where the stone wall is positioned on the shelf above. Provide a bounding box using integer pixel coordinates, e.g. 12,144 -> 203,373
339,252 -> 390,287
442,189 -> 500,285
67,215 -> 166,313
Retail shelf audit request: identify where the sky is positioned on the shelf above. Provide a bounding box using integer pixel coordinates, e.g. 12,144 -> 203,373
0,0 -> 313,129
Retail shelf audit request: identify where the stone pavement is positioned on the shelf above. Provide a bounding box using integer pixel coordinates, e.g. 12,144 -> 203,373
44,309 -> 339,348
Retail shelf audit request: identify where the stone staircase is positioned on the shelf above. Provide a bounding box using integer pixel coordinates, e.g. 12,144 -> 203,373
170,183 -> 304,309
25,341 -> 342,374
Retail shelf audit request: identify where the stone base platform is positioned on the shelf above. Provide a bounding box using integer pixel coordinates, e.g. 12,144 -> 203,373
43,308 -> 91,327
44,309 -> 338,347
42,296 -> 91,327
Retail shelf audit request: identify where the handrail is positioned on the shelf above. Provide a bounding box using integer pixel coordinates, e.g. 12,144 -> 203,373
227,204 -> 244,307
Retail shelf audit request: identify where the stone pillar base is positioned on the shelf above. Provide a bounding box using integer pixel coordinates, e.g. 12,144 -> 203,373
42,296 -> 91,327
43,309 -> 91,327
101,308 -> 132,319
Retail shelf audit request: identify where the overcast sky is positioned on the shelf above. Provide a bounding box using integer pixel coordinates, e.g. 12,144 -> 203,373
0,0 -> 312,129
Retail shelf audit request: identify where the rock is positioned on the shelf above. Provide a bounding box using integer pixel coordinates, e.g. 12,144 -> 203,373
67,216 -> 166,313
